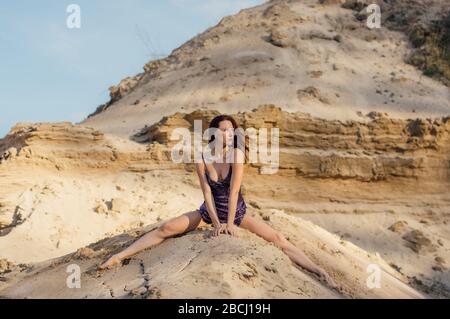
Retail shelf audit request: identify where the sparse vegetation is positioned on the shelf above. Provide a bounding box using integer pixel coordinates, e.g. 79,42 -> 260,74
342,1 -> 450,87
408,11 -> 450,86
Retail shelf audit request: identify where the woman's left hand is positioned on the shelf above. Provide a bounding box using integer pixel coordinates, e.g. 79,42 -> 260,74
225,223 -> 238,236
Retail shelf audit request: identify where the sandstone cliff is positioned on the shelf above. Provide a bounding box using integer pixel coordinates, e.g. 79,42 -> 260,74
1,0 -> 449,298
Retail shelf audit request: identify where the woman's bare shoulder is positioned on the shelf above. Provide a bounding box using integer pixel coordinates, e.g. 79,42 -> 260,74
195,160 -> 206,175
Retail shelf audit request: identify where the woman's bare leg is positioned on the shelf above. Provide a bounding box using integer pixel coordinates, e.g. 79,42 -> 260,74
99,210 -> 207,269
239,215 -> 337,288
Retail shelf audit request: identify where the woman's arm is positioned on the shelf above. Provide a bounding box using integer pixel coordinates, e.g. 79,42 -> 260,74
195,161 -> 221,227
227,148 -> 245,228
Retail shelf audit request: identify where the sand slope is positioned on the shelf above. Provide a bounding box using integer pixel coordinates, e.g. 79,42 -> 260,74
0,0 -> 449,299
0,209 -> 423,299
81,0 -> 450,138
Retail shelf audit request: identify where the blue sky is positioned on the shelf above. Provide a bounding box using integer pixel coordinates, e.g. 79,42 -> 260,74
0,0 -> 263,138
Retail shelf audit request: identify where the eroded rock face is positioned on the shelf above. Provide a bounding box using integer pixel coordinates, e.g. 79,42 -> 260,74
88,75 -> 145,119
403,230 -> 436,253
262,1 -> 306,26
3,105 -> 449,182
0,258 -> 14,274
132,104 -> 450,182
0,122 -> 175,172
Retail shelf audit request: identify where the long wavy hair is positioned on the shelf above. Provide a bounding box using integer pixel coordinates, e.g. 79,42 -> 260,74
206,114 -> 249,163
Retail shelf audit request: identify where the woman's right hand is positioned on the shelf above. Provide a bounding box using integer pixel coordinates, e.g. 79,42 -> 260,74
212,223 -> 226,237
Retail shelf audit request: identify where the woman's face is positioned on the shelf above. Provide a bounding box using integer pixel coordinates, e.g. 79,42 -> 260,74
218,120 -> 234,147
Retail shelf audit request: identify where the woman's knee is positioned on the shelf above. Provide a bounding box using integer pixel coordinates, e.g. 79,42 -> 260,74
157,218 -> 180,238
273,232 -> 289,249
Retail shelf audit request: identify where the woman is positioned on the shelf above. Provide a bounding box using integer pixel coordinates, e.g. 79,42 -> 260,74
99,115 -> 336,288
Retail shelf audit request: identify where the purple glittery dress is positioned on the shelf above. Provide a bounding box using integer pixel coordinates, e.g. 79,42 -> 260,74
198,156 -> 247,226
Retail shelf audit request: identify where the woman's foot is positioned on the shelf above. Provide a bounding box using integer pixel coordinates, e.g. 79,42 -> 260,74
99,254 -> 122,270
317,268 -> 337,289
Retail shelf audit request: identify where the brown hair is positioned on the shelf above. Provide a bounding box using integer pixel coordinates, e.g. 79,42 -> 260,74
207,114 -> 249,162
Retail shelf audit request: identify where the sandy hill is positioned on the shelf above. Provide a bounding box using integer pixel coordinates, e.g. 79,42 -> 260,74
0,210 -> 423,299
81,0 -> 450,138
1,0 -> 449,298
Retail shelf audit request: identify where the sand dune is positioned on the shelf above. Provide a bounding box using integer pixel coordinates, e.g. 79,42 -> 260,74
0,209 -> 424,299
1,0 -> 449,298
81,0 -> 450,138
